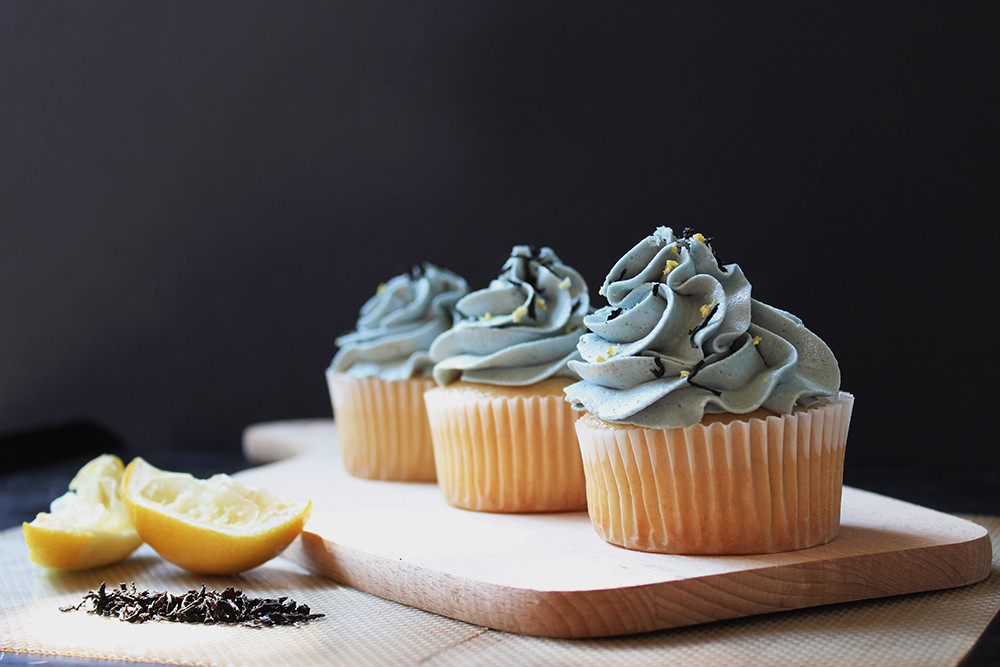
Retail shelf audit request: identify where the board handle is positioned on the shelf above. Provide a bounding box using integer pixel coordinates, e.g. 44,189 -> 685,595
242,419 -> 339,464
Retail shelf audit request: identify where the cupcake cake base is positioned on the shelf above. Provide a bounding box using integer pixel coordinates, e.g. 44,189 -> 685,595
327,371 -> 438,482
424,378 -> 587,513
574,392 -> 855,554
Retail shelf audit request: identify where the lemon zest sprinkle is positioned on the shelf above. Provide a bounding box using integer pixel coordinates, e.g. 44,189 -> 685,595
752,335 -> 762,345
663,259 -> 679,276
512,305 -> 529,323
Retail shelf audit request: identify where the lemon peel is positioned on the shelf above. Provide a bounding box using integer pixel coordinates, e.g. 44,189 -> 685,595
22,454 -> 142,570
122,457 -> 311,575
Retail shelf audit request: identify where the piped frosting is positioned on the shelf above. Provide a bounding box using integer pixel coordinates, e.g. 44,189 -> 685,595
430,246 -> 590,386
331,263 -> 468,380
564,227 -> 840,428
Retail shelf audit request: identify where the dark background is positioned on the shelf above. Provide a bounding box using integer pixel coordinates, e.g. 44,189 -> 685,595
1,3 -> 997,479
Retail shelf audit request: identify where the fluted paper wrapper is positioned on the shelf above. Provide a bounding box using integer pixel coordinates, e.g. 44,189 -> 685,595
424,384 -> 587,513
327,371 -> 437,481
575,392 -> 855,554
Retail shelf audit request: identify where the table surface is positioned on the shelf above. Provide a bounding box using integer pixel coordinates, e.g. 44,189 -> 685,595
1,425 -> 998,666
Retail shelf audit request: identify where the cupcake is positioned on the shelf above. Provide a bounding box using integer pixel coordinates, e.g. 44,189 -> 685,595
328,263 -> 467,481
424,246 -> 591,512
564,227 -> 852,554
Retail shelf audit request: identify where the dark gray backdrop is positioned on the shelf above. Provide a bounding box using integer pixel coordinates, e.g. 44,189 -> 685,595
2,3 -> 996,473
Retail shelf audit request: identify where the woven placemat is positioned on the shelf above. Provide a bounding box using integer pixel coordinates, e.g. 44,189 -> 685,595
2,516 -> 998,666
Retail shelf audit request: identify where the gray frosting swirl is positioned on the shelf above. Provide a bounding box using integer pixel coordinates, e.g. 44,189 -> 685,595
564,227 -> 840,428
429,246 -> 590,386
330,263 -> 468,380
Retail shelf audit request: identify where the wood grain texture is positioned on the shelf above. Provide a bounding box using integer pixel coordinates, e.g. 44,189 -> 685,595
240,420 -> 993,638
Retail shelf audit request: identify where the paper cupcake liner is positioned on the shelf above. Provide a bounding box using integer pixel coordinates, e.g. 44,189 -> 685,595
575,392 -> 854,554
424,384 -> 587,513
327,371 -> 438,481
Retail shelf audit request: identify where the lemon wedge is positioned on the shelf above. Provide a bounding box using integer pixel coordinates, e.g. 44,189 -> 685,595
23,454 -> 142,570
121,457 -> 311,575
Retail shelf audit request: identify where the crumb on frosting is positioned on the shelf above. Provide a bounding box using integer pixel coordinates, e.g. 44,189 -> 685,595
376,283 -> 387,295
662,259 -> 679,276
752,335 -> 762,345
679,370 -> 690,378
480,312 -> 493,322
559,276 -> 571,290
512,305 -> 528,323
536,297 -> 547,312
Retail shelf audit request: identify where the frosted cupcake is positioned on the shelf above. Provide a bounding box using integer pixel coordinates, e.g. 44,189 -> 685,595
328,263 -> 467,481
565,227 -> 853,554
424,246 -> 590,512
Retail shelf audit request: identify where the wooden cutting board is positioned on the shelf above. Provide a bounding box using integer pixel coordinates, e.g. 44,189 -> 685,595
240,420 -> 993,639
